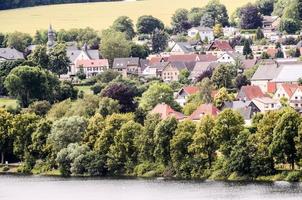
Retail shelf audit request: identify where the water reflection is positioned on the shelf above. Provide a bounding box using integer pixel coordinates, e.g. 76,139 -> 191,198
0,175 -> 301,200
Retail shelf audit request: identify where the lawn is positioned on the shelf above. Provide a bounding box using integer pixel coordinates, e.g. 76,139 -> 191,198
0,0 -> 255,34
0,98 -> 18,108
76,85 -> 93,95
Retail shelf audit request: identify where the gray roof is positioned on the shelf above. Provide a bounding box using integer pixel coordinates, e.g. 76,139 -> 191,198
0,48 -> 24,60
170,61 -> 187,71
112,57 -> 140,69
140,59 -> 149,71
150,62 -> 169,71
223,100 -> 253,120
189,61 -> 218,80
251,60 -> 302,82
67,49 -> 99,63
174,42 -> 194,53
251,60 -> 282,81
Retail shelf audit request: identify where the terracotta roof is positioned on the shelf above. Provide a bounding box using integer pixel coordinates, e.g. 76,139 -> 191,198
242,59 -> 257,69
281,83 -> 299,97
149,56 -> 165,65
182,86 -> 200,95
267,82 -> 277,93
208,40 -> 233,51
266,48 -> 277,58
168,54 -> 199,62
189,104 -> 219,120
150,103 -> 185,120
76,59 -> 109,68
197,54 -> 218,62
238,85 -> 265,101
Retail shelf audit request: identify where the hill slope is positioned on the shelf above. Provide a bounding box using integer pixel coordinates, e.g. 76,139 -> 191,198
0,0 -> 254,34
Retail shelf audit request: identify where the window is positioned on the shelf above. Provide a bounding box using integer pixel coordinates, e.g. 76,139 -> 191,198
295,96 -> 298,99
296,104 -> 299,107
278,94 -> 280,97
271,104 -> 274,108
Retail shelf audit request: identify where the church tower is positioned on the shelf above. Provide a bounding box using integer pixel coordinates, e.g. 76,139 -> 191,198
47,24 -> 56,49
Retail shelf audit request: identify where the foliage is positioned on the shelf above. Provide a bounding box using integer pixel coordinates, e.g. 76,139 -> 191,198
48,43 -> 70,75
239,3 -> 263,29
130,44 -> 150,59
98,97 -> 120,117
136,15 -> 164,34
151,29 -> 168,53
6,31 -> 32,52
171,9 -> 191,34
112,16 -> 135,40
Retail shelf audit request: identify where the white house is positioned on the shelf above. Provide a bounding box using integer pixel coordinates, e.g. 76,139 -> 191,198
187,26 -> 214,41
217,52 -> 243,64
75,59 -> 109,78
252,97 -> 281,113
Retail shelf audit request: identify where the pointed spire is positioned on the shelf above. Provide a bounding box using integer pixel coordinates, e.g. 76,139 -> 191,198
47,24 -> 56,49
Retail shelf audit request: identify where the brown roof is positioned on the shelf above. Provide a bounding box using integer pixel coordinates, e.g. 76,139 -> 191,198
238,85 -> 265,101
242,59 -> 257,69
208,40 -> 233,51
266,48 -> 277,58
168,54 -> 199,62
189,104 -> 220,120
150,103 -> 185,120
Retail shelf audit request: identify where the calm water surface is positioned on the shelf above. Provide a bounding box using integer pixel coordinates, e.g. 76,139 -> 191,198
0,175 -> 302,200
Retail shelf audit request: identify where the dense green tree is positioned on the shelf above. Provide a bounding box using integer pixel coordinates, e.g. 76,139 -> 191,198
243,40 -> 252,58
6,31 -> 32,52
136,114 -> 161,163
279,18 -> 300,34
170,120 -> 196,178
171,9 -> 191,34
98,97 -> 120,117
47,116 -> 87,153
198,77 -> 213,104
203,0 -> 229,27
214,109 -> 244,158
4,66 -> 60,107
33,30 -> 48,45
130,44 -> 150,59
154,117 -> 178,165
189,115 -> 216,170
27,100 -> 51,116
239,3 -> 263,29
178,69 -> 190,85
211,64 -> 235,89
9,113 -> 39,161
107,121 -> 143,174
151,29 -> 168,53
100,29 -> 131,64
28,45 -> 49,69
83,113 -> 104,149
256,0 -> 274,15
255,27 -> 264,40
0,60 -> 23,96
270,109 -> 301,170
136,15 -> 164,34
0,108 -> 13,164
48,43 -> 70,75
188,7 -> 204,27
139,82 -> 175,111
112,16 -> 135,40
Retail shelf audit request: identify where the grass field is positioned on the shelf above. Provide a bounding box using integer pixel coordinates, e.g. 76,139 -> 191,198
0,98 -> 18,108
0,0 -> 254,34
76,85 -> 93,95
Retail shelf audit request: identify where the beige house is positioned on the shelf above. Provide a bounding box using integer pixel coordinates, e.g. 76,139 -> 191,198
161,62 -> 187,82
112,57 -> 141,77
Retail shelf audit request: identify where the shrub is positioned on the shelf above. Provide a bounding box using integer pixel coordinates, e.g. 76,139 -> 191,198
286,171 -> 302,182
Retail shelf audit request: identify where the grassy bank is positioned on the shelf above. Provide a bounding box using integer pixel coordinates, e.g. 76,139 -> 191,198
0,0 -> 255,34
0,98 -> 18,108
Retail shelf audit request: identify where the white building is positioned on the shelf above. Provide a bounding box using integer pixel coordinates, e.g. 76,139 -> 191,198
187,26 -> 214,41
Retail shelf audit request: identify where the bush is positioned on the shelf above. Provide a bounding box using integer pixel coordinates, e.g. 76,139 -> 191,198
2,166 -> 9,172
286,171 -> 302,182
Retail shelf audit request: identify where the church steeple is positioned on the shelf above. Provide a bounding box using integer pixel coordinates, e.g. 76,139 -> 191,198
47,24 -> 56,49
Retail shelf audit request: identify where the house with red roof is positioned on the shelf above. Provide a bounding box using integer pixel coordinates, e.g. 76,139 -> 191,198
237,85 -> 265,101
75,59 -> 109,78
167,54 -> 200,62
206,40 -> 233,57
189,104 -> 220,121
175,86 -> 200,106
273,83 -> 302,111
150,103 -> 185,120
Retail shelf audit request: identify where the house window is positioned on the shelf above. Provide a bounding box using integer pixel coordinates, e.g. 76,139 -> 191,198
295,96 -> 298,99
278,94 -> 280,97
271,104 -> 274,108
296,104 -> 299,107
175,72 -> 177,75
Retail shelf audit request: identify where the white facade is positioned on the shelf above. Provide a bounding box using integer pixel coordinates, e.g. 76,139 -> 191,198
187,27 -> 214,41
217,53 -> 236,64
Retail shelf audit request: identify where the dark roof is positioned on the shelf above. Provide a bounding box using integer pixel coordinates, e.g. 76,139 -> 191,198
67,49 -> 99,63
208,40 -> 233,51
174,42 -> 194,53
112,57 -> 140,69
170,61 -> 187,71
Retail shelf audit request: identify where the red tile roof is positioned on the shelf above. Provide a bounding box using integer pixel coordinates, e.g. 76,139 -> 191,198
267,82 -> 277,94
189,104 -> 219,120
182,86 -> 200,95
197,54 -> 218,62
238,85 -> 265,101
76,59 -> 109,68
281,83 -> 299,97
149,56 -> 168,65
208,40 -> 233,51
168,54 -> 199,62
150,103 -> 185,120
266,48 -> 277,58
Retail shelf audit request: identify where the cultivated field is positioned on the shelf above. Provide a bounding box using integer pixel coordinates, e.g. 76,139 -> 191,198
0,0 -> 254,34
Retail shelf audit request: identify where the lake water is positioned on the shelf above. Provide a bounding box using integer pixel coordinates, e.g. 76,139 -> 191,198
0,175 -> 302,200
